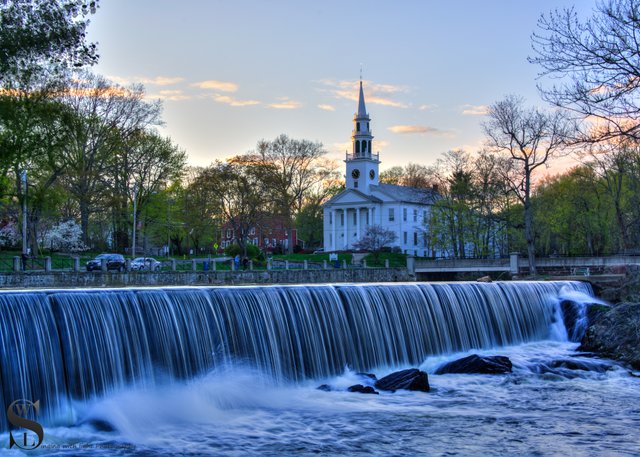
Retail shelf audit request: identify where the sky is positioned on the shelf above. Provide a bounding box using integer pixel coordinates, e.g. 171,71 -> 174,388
86,0 -> 596,172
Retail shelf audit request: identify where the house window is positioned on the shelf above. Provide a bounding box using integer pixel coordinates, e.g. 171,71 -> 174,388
388,208 -> 395,222
272,238 -> 276,246
264,237 -> 269,245
249,227 -> 256,235
226,229 -> 232,239
403,208 -> 407,222
413,209 -> 417,222
414,232 -> 418,245
403,232 -> 408,244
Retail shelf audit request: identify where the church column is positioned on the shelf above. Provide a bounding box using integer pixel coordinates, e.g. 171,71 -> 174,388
343,208 -> 348,249
331,209 -> 336,251
367,207 -> 372,228
356,208 -> 361,242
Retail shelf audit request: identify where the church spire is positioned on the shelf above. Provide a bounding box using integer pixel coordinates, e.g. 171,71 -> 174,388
357,79 -> 367,118
345,78 -> 379,193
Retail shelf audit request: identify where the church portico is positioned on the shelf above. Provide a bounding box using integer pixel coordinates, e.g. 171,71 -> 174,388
328,205 -> 376,250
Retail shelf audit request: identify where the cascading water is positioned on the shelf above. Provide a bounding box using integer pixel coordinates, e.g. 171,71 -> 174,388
0,281 -> 592,432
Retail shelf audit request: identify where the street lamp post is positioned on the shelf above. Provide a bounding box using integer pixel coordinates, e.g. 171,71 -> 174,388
132,185 -> 138,258
21,170 -> 27,255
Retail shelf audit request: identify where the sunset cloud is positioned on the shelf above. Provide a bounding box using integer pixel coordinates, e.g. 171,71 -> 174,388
268,98 -> 302,109
212,94 -> 260,107
191,80 -> 238,92
462,104 -> 489,116
317,79 -> 409,108
318,104 -> 336,111
388,125 -> 451,136
107,75 -> 184,87
148,89 -> 190,101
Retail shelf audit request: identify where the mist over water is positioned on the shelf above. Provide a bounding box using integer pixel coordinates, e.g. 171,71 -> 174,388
1,282 -> 638,456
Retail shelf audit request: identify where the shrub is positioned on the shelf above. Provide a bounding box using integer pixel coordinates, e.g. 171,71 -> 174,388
224,243 -> 260,259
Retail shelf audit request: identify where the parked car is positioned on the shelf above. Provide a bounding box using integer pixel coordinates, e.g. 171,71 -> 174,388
312,248 -> 325,254
131,257 -> 161,271
86,253 -> 126,272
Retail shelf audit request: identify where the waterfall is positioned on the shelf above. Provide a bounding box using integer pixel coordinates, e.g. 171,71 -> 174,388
0,281 -> 592,430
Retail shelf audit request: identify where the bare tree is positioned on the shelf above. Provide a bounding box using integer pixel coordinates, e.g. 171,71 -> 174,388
353,225 -> 398,255
484,95 -> 569,275
244,134 -> 332,253
530,0 -> 640,142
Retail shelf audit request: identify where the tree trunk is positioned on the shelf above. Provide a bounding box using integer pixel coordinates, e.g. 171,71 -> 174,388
524,197 -> 537,276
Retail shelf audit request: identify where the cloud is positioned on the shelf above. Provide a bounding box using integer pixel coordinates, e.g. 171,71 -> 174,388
191,80 -> 238,92
318,104 -> 336,111
462,104 -> 489,116
107,75 -> 184,87
388,125 -> 452,136
419,104 -> 437,111
211,94 -> 260,107
148,89 -> 190,101
268,98 -> 302,109
317,79 -> 409,108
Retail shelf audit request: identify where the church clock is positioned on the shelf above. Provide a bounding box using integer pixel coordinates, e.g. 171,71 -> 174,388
369,169 -> 375,180
351,169 -> 360,179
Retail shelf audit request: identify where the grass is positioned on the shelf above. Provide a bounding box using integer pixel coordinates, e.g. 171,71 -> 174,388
363,252 -> 407,268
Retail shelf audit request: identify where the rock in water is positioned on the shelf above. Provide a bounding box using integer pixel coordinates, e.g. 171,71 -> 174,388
374,368 -> 430,392
476,276 -> 492,283
435,354 -> 513,375
347,384 -> 379,394
579,302 -> 640,370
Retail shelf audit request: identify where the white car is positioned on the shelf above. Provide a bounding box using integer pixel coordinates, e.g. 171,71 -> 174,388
131,257 -> 161,271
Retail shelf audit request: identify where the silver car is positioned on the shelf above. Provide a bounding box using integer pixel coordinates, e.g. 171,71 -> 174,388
131,257 -> 161,271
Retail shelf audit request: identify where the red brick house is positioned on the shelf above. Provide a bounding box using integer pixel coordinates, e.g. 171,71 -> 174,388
219,215 -> 297,253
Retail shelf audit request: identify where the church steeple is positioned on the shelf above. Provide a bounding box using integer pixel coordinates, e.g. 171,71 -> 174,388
346,79 -> 380,193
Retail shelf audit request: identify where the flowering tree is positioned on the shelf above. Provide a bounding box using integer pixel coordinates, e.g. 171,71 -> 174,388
42,220 -> 87,252
0,221 -> 20,248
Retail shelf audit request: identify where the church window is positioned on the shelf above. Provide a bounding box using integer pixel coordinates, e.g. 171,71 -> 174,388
329,212 -> 333,224
353,213 -> 357,224
413,209 -> 417,222
356,122 -> 360,132
388,208 -> 395,222
354,181 -> 358,188
340,212 -> 344,226
403,208 -> 407,221
355,141 -> 360,154
403,232 -> 408,244
414,232 -> 418,245
368,140 -> 372,153
362,141 -> 367,153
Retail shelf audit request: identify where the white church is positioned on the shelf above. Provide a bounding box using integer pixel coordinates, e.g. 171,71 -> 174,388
322,81 -> 439,257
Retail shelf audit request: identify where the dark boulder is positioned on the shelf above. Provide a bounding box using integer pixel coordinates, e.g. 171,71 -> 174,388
579,302 -> 640,370
374,368 -> 430,392
347,384 -> 379,395
317,384 -> 332,392
435,354 -> 513,375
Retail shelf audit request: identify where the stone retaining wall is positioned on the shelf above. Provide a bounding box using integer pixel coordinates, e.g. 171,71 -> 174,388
0,268 -> 411,289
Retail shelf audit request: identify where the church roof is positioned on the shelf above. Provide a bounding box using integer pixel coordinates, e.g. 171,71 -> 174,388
323,188 -> 382,206
372,183 -> 439,204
